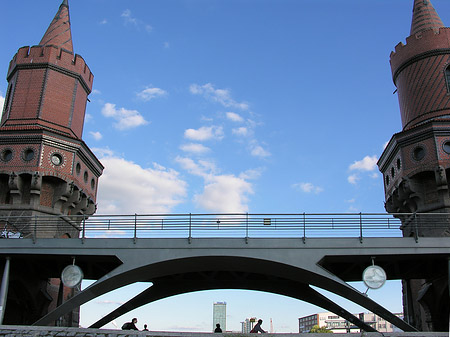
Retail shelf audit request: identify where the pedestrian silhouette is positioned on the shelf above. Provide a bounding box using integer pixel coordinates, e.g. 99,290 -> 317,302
121,318 -> 138,330
250,319 -> 266,333
214,323 -> 222,333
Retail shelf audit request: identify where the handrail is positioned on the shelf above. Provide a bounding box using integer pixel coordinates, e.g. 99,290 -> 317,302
0,212 -> 448,240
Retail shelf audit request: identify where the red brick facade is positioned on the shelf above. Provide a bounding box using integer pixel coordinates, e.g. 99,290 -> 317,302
0,0 -> 102,327
390,28 -> 450,130
3,45 -> 93,139
378,0 -> 450,332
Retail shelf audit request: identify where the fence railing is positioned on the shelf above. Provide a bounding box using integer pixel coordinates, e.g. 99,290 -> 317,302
1,212 -> 449,242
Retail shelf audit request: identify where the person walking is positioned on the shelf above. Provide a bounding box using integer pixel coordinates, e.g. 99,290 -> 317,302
214,323 -> 222,333
250,319 -> 266,333
121,318 -> 139,330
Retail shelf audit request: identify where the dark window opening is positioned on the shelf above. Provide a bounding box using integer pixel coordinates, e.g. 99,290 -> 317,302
445,66 -> 450,93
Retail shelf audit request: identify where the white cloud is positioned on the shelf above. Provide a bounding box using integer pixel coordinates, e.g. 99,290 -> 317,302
92,147 -> 114,158
194,174 -> 253,213
348,155 -> 379,185
99,19 -> 108,25
175,156 -> 216,178
190,83 -> 249,110
121,9 -> 152,33
96,153 -> 187,214
180,143 -> 210,154
349,155 -> 378,171
121,9 -> 138,26
90,131 -> 103,140
137,87 -> 167,101
184,126 -> 224,141
101,103 -> 148,130
175,156 -> 254,213
85,113 -> 93,123
293,182 -> 324,194
0,93 -> 4,115
348,174 -> 360,185
232,127 -> 249,137
96,300 -> 124,306
91,89 -> 101,95
250,144 -> 270,158
226,112 -> 244,122
239,168 -> 263,180
164,42 -> 170,49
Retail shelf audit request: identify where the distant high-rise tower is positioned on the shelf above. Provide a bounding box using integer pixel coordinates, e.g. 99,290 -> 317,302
213,302 -> 227,332
0,0 -> 103,326
378,0 -> 450,332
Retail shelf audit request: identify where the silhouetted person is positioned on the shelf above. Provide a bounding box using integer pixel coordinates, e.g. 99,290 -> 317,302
250,319 -> 266,333
143,324 -> 149,331
214,323 -> 222,332
122,318 -> 138,330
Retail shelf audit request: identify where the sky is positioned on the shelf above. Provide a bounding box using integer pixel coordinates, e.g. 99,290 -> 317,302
2,0 -> 450,333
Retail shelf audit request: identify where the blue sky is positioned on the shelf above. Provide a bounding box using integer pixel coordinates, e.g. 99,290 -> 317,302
2,0 -> 450,333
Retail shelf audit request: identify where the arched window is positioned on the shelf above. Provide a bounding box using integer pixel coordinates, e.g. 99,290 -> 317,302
445,65 -> 450,92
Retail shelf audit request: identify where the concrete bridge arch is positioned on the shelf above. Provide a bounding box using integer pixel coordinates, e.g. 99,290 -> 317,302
86,255 -> 389,331
9,236 -> 435,332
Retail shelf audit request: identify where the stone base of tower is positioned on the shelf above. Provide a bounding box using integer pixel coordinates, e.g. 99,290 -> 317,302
402,277 -> 449,332
0,171 -> 96,327
0,261 -> 80,327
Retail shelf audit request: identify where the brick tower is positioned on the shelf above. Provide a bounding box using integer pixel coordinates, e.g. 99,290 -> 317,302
378,0 -> 450,331
0,0 -> 103,326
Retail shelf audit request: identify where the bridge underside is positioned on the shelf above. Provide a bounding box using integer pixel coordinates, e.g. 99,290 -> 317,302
0,237 -> 449,332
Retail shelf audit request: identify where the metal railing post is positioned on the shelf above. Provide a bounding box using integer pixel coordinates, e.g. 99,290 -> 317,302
414,213 -> 419,243
302,212 -> 306,244
188,213 -> 192,243
33,215 -> 37,244
359,212 -> 363,243
245,213 -> 249,244
134,213 -> 137,243
82,215 -> 86,243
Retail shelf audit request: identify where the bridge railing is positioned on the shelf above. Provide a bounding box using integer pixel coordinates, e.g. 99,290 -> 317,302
0,212 -> 448,241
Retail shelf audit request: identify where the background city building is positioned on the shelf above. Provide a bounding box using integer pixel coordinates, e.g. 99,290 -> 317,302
240,317 -> 256,333
299,312 -> 403,334
212,302 -> 226,332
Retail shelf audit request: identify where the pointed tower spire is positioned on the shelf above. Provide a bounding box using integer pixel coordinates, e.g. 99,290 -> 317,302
39,0 -> 73,52
410,0 -> 444,36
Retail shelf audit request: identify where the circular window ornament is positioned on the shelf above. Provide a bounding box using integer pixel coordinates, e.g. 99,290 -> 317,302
84,171 -> 88,183
75,163 -> 81,175
1,149 -> 13,162
412,146 -> 425,161
443,141 -> 450,154
362,265 -> 387,289
61,264 -> 84,288
51,153 -> 63,166
23,148 -> 35,161
91,178 -> 96,190
396,158 -> 401,170
391,167 -> 395,178
385,175 -> 390,186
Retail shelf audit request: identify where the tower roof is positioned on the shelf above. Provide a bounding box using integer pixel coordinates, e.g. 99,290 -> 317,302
410,0 -> 444,36
39,0 -> 73,53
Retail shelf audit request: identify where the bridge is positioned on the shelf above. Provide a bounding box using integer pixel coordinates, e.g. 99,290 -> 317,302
1,213 -> 449,333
